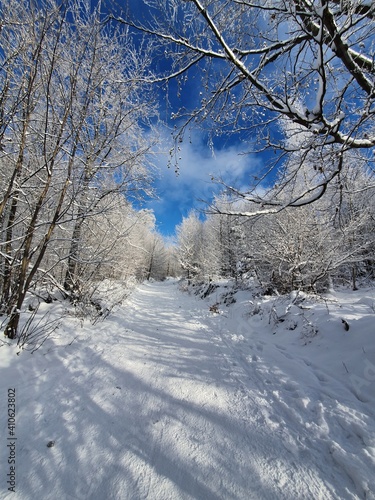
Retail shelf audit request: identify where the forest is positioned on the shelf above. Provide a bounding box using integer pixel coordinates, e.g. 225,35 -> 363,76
1,0 -> 374,343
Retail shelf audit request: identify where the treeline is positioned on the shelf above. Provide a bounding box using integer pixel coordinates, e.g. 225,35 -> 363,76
176,157 -> 375,294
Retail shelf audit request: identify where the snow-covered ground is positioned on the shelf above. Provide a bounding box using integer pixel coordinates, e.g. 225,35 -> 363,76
0,279 -> 374,499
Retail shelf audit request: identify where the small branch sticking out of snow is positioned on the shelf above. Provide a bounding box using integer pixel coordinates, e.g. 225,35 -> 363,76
209,304 -> 219,314
342,319 -> 350,331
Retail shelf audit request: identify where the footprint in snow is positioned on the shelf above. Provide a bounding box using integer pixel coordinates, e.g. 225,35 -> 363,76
283,381 -> 299,392
315,371 -> 328,383
282,382 -> 301,398
275,344 -> 286,351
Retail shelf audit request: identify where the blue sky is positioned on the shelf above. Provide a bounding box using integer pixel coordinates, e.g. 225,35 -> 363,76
110,0 -> 375,238
122,0 -> 266,237
144,126 -> 262,237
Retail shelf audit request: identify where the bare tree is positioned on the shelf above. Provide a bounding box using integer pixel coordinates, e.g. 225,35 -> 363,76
176,211 -> 203,280
164,244 -> 181,278
61,4 -> 156,295
202,160 -> 375,293
0,0 -> 156,338
115,0 -> 375,210
143,233 -> 168,280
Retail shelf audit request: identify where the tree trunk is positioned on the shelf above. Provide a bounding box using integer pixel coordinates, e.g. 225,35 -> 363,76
64,219 -> 84,293
1,195 -> 20,312
352,266 -> 358,291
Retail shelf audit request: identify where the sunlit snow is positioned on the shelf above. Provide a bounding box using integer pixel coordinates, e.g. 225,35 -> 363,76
0,279 -> 374,499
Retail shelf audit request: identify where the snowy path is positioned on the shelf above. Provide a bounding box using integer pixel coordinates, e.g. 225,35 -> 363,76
1,280 -> 374,499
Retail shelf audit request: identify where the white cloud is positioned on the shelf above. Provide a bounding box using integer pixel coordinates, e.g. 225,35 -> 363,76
147,126 -> 262,224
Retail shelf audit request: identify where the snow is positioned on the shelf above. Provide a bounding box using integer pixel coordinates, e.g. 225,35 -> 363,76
0,279 -> 374,499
